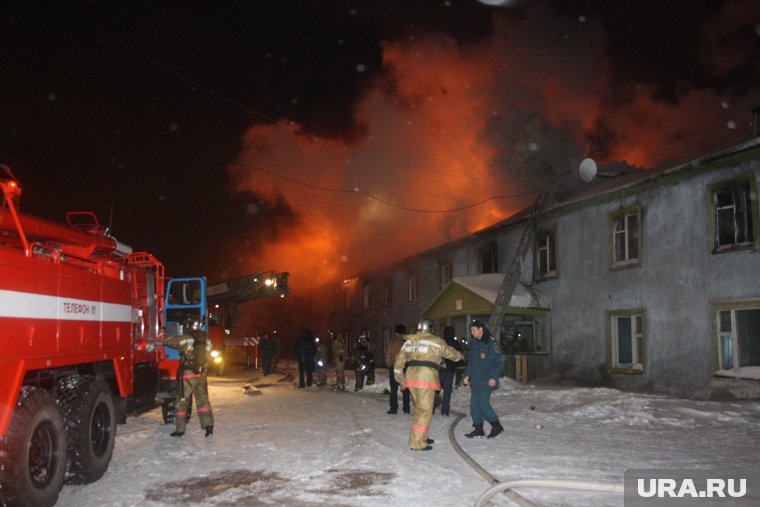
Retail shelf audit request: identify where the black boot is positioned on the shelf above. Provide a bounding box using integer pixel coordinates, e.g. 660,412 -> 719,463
465,424 -> 485,438
170,430 -> 184,437
487,420 -> 503,439
205,425 -> 214,437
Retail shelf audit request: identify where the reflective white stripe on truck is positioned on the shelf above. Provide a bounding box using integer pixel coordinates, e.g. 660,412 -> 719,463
0,289 -> 132,322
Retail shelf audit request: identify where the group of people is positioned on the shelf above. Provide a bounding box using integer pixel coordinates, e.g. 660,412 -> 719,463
163,315 -> 505,449
294,328 -> 375,390
390,317 -> 504,451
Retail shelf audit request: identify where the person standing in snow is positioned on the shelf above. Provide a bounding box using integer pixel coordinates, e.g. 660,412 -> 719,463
295,329 -> 317,388
259,331 -> 275,376
438,325 -> 462,417
164,315 -> 214,437
271,331 -> 281,371
385,324 -> 411,414
330,330 -> 347,390
462,319 -> 504,439
353,335 -> 375,391
394,317 -> 463,451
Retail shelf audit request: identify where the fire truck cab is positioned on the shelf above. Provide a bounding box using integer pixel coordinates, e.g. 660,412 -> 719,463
0,177 -> 170,506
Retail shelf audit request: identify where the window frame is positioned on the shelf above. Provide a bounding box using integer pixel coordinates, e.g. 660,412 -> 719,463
707,174 -> 758,254
607,309 -> 646,374
712,300 -> 760,376
362,281 -> 371,310
440,261 -> 452,290
479,242 -> 498,274
609,205 -> 641,269
383,279 -> 392,309
535,228 -> 558,279
407,271 -> 418,303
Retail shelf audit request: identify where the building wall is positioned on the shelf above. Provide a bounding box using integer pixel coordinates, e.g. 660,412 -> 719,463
329,142 -> 760,396
544,154 -> 759,396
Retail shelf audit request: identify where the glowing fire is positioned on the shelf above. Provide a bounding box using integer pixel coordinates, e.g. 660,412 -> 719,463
227,4 -> 755,292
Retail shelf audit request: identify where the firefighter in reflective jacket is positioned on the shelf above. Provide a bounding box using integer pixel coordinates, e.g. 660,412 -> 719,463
331,331 -> 347,390
165,316 -> 214,437
394,317 -> 463,451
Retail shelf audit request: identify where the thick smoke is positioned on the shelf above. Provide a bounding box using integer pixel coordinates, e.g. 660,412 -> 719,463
227,1 -> 759,293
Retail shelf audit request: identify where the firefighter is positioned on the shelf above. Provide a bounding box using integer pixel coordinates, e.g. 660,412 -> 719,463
394,317 -> 463,451
353,335 -> 375,391
331,331 -> 347,390
314,335 -> 328,386
165,316 -> 214,437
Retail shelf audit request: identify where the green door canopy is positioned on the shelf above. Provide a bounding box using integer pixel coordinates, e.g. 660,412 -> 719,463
423,273 -> 549,320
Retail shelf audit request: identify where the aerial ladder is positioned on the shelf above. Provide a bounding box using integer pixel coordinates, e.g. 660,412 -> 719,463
487,193 -> 546,339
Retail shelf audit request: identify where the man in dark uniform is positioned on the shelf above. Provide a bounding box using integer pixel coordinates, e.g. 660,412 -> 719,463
463,319 -> 504,439
165,316 -> 214,437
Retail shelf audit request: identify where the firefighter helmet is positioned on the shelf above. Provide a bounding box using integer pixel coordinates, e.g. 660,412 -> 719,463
417,317 -> 435,333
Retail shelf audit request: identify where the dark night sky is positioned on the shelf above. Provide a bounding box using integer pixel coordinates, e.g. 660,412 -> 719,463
2,0 -> 759,287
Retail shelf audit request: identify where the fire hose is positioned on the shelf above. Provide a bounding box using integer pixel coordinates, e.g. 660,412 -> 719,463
448,412 -> 623,506
473,479 -> 624,506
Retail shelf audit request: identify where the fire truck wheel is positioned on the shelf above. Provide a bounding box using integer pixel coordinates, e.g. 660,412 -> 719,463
0,386 -> 67,507
56,375 -> 116,484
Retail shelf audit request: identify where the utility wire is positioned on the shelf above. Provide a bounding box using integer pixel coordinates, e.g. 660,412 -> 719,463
234,162 -> 541,213
56,1 -> 536,213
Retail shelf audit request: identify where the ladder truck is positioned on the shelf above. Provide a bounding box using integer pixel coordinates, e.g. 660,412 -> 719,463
159,271 -> 288,420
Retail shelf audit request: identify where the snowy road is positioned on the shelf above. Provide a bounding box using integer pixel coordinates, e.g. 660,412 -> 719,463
54,364 -> 760,506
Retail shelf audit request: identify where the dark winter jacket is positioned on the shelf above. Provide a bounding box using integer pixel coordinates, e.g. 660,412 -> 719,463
441,326 -> 463,373
464,327 -> 504,388
295,331 -> 317,367
260,336 -> 275,360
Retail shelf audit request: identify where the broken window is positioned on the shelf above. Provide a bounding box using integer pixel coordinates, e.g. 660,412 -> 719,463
710,177 -> 756,252
610,206 -> 640,268
536,229 -> 557,278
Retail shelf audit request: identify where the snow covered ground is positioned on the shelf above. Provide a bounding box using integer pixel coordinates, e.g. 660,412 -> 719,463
54,362 -> 760,506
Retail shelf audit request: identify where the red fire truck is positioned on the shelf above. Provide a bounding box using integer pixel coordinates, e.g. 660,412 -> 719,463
0,176 -> 173,506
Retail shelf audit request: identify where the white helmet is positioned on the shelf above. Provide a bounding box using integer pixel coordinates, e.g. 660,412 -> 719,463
417,317 -> 435,333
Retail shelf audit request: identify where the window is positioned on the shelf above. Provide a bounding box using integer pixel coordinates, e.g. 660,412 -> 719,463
440,262 -> 452,289
709,176 -> 757,252
383,279 -> 392,308
716,306 -> 760,375
407,272 -> 418,303
480,242 -> 498,274
536,230 -> 557,278
362,282 -> 371,310
343,277 -> 357,312
609,311 -> 645,372
610,206 -> 640,267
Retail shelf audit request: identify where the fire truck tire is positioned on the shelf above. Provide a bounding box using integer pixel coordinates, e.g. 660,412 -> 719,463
0,386 -> 67,507
56,375 -> 116,484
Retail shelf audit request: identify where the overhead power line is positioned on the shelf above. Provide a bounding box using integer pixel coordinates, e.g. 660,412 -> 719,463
233,162 -> 540,213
